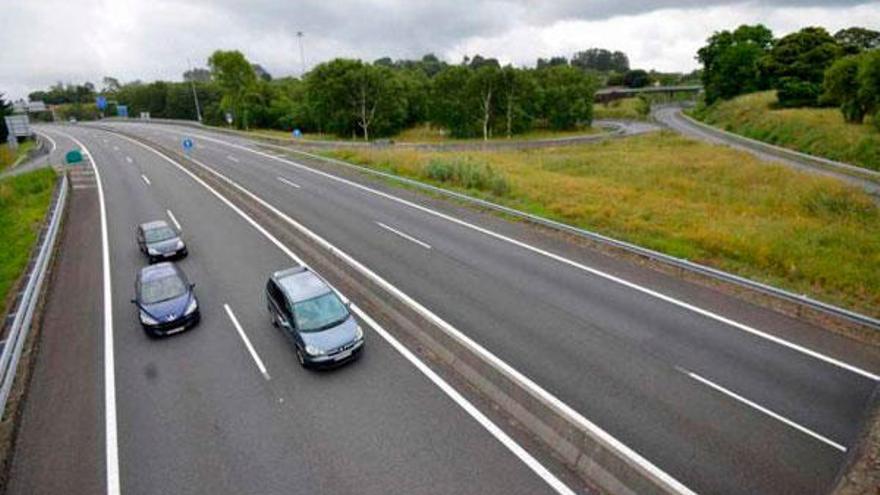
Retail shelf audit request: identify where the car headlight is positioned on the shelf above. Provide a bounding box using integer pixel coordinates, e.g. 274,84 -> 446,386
176,240 -> 185,249
147,247 -> 159,255
355,325 -> 364,341
139,310 -> 158,325
304,344 -> 324,356
184,298 -> 198,315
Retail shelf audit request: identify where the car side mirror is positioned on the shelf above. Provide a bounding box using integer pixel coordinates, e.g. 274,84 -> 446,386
190,283 -> 196,289
130,299 -> 137,304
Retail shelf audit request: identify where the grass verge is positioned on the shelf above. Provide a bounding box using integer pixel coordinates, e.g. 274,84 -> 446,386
0,168 -> 57,313
238,124 -> 600,144
0,141 -> 36,173
324,131 -> 880,317
693,91 -> 880,172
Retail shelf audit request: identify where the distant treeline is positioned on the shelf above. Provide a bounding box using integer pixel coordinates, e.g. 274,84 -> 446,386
27,49 -> 698,140
698,25 -> 880,126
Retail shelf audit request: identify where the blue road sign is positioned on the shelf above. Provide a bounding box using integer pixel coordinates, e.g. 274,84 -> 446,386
182,138 -> 194,153
96,96 -> 107,111
293,128 -> 302,138
117,105 -> 128,118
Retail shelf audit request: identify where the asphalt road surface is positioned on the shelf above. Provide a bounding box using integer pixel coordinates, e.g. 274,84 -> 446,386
15,121 -> 880,495
13,125 -> 570,495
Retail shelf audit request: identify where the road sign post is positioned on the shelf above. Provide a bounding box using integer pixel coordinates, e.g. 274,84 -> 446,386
182,137 -> 194,157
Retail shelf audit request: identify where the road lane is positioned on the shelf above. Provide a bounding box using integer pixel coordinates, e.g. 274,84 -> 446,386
101,121 -> 880,495
41,126 -> 569,495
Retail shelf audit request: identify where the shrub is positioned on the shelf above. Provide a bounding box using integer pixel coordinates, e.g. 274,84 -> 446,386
423,158 -> 511,195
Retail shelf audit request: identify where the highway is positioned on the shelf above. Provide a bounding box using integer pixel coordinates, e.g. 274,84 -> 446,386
10,125 -> 572,495
11,121 -> 880,495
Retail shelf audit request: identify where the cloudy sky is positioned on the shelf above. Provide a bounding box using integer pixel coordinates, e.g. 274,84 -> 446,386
3,0 -> 878,99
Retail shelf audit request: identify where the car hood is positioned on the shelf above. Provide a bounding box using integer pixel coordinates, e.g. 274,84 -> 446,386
141,293 -> 192,322
301,315 -> 358,352
147,237 -> 182,253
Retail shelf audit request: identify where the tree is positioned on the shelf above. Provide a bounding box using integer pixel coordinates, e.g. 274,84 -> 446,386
468,65 -> 502,140
536,56 -> 568,69
834,27 -> 880,54
430,66 -> 479,138
759,27 -> 842,107
252,64 -> 272,81
623,69 -> 650,88
497,66 -> 538,138
535,65 -> 595,129
822,54 -> 865,122
571,48 -> 629,73
697,24 -> 774,103
102,76 -> 122,94
183,67 -> 212,82
857,50 -> 880,127
208,50 -> 258,128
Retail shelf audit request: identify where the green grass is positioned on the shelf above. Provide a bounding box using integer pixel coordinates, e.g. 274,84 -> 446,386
0,168 -> 57,312
237,124 -> 600,144
593,97 -> 650,120
693,91 -> 880,171
0,140 -> 36,172
325,131 -> 880,317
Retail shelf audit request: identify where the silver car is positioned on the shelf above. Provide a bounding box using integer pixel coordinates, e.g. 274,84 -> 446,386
266,266 -> 364,368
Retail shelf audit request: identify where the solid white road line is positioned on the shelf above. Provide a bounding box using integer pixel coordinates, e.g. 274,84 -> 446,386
111,133 -> 579,495
376,221 -> 432,250
141,174 -> 151,186
276,176 -> 301,189
152,127 -> 879,383
226,155 -> 239,163
224,304 -> 270,380
166,209 -> 182,230
125,156 -> 133,164
679,367 -> 847,452
52,130 -> 121,495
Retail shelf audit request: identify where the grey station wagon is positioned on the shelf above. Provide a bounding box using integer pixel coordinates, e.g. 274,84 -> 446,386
266,266 -> 364,368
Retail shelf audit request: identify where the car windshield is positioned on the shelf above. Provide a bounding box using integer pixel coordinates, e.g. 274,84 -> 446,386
292,292 -> 349,332
145,226 -> 177,243
141,275 -> 187,304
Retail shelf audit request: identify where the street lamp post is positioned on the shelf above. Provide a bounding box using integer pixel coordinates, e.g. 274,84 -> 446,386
296,31 -> 306,78
187,58 -> 203,123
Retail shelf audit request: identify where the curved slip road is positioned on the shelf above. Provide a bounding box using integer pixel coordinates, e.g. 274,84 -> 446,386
652,106 -> 880,197
80,120 -> 880,495
10,124 -> 574,495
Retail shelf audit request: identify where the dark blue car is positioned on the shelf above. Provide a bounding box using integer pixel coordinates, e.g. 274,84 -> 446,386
132,262 -> 200,337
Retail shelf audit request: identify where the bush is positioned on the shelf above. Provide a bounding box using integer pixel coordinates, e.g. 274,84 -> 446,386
423,158 -> 511,195
776,78 -> 822,108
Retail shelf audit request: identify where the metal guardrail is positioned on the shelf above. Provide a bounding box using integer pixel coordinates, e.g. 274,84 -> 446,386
676,110 -> 880,183
276,146 -> 880,331
0,174 -> 68,415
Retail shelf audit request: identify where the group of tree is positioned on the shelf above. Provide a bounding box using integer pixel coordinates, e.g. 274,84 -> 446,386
697,24 -> 880,121
26,45 -> 699,140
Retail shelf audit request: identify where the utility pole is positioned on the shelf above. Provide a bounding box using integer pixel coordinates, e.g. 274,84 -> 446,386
187,58 -> 203,123
296,31 -> 306,78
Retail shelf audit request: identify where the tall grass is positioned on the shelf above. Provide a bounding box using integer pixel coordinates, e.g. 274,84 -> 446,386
593,97 -> 650,120
0,168 -> 57,311
326,132 -> 880,316
694,91 -> 880,171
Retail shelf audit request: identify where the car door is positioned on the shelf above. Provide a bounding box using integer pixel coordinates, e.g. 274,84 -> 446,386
136,226 -> 145,252
266,280 -> 290,329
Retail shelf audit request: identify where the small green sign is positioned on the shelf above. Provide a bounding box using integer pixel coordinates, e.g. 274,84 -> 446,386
65,149 -> 83,164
